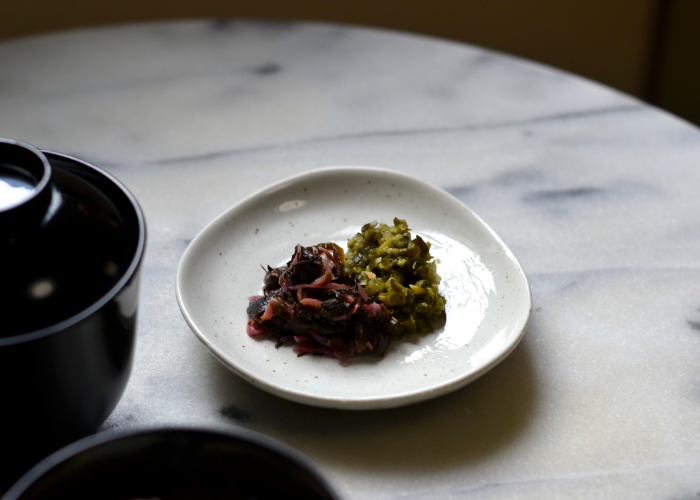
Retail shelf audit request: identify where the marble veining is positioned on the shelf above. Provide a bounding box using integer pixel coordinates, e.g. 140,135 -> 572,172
219,404 -> 251,423
134,104 -> 646,167
2,19 -> 700,500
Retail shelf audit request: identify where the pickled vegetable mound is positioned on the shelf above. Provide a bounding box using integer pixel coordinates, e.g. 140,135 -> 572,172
246,219 -> 446,359
246,243 -> 395,358
344,218 -> 446,334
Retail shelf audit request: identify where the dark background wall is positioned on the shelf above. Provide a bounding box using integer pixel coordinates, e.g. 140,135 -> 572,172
3,0 -> 699,126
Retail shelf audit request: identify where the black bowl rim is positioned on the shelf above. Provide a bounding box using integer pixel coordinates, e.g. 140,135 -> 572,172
0,139 -> 52,214
2,426 -> 343,500
0,151 -> 147,347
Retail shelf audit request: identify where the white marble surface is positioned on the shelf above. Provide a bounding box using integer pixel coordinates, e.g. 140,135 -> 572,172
2,20 -> 700,499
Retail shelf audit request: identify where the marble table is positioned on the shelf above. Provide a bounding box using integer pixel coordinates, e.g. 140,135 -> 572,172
2,20 -> 700,499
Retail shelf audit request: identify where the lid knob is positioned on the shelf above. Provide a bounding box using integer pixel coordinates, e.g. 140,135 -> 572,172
0,139 -> 53,246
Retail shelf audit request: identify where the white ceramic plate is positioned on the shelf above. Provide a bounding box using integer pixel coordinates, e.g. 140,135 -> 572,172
176,167 -> 531,409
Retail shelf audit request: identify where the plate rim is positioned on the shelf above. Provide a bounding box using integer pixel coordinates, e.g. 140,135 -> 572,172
175,166 -> 532,409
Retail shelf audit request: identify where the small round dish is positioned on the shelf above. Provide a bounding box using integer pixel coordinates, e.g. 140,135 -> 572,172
176,167 -> 531,409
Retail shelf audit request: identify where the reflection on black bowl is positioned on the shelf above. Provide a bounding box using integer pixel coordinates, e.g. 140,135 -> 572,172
0,140 -> 146,488
2,427 -> 342,500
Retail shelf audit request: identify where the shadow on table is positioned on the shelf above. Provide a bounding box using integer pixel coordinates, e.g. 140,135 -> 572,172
207,330 -> 538,473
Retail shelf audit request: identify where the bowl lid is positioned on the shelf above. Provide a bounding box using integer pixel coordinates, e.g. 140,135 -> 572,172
0,140 -> 146,341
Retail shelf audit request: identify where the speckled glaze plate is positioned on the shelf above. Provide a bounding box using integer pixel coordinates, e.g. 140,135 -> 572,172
176,167 -> 531,409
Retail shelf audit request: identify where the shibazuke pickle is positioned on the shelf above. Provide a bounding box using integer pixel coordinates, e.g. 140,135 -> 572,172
246,219 -> 446,358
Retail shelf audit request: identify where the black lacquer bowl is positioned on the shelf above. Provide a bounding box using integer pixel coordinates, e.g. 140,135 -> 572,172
0,139 -> 146,487
2,427 -> 342,500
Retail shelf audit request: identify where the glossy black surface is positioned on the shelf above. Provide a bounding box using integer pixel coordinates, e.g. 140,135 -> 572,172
3,160 -> 132,336
0,143 -> 146,490
3,428 -> 342,500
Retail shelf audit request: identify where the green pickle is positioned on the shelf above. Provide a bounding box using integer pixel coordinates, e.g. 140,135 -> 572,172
344,218 -> 446,335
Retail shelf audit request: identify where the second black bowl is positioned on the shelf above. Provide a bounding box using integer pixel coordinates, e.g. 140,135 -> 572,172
3,427 -> 342,500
